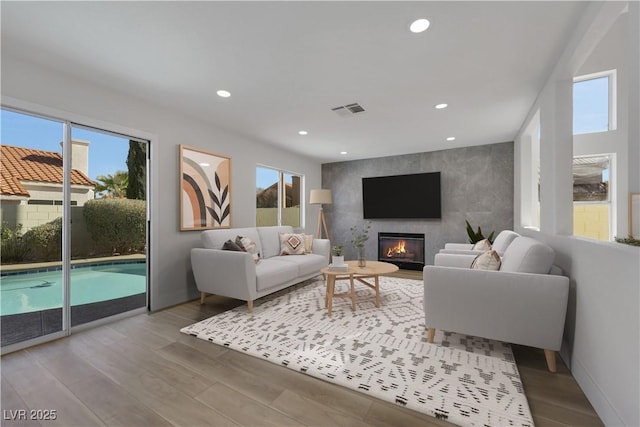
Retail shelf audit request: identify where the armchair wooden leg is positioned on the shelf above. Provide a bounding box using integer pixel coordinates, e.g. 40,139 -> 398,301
544,349 -> 557,373
427,327 -> 436,343
247,300 -> 253,313
200,292 -> 207,305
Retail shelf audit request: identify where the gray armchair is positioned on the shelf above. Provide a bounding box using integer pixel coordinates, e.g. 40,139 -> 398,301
424,236 -> 570,372
439,230 -> 520,256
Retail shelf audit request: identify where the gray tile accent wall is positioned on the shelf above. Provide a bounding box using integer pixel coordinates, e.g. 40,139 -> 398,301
321,142 -> 514,265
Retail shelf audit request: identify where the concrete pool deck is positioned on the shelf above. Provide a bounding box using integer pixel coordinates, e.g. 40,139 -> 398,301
0,254 -> 146,274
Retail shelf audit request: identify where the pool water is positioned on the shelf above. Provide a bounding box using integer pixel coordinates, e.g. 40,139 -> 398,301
0,263 -> 146,316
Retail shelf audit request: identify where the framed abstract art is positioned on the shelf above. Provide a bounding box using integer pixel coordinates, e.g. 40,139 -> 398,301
179,145 -> 231,231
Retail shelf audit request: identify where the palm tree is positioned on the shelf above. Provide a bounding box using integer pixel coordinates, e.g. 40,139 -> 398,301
95,171 -> 128,198
126,140 -> 146,200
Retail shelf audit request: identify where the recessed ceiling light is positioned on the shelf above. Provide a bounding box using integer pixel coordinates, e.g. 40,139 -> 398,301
435,103 -> 448,109
199,162 -> 210,167
216,90 -> 231,98
298,130 -> 308,135
410,18 -> 431,33
340,151 -> 347,155
446,137 -> 456,141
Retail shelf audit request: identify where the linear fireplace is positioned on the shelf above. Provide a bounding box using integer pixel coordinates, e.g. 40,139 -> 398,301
378,232 -> 425,271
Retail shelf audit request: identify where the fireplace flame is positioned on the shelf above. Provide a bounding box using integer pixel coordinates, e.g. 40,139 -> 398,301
386,240 -> 406,257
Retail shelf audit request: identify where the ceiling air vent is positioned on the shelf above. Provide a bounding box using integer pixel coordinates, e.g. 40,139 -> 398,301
331,102 -> 366,117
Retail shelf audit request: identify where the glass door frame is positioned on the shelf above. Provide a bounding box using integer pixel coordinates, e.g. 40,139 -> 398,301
62,122 -> 72,334
1,102 -> 154,354
68,122 -> 150,330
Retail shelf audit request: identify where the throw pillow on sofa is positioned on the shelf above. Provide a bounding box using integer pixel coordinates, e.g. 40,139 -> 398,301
222,239 -> 244,252
279,233 -> 306,255
470,249 -> 501,270
472,238 -> 492,251
235,235 -> 261,263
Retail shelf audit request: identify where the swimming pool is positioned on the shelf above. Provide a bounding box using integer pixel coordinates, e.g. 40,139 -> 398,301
0,262 -> 146,316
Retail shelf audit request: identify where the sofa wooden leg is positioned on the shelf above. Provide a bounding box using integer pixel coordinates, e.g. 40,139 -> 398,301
247,300 -> 253,313
200,292 -> 207,305
544,349 -> 557,373
427,327 -> 436,343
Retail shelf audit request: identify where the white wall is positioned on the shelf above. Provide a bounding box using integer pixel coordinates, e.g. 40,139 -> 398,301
574,15 -> 629,238
515,2 -> 640,426
1,54 -> 323,311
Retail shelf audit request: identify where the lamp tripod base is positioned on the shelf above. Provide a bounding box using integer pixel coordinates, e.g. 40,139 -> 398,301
317,208 -> 330,241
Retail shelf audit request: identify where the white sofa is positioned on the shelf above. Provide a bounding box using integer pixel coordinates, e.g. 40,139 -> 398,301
191,226 -> 330,312
424,236 -> 570,372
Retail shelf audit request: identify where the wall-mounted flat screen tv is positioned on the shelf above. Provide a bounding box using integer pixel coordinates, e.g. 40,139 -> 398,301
362,172 -> 441,219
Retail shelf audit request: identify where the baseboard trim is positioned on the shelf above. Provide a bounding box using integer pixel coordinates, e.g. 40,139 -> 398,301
570,357 -> 627,426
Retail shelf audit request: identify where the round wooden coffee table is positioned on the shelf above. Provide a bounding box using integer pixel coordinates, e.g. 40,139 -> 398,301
320,260 -> 399,316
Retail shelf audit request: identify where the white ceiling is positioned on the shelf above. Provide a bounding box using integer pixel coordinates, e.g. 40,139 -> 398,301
1,1 -> 586,163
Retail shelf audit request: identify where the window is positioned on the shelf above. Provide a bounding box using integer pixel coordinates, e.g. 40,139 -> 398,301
256,166 -> 303,227
520,111 -> 540,229
573,70 -> 616,135
573,154 -> 613,241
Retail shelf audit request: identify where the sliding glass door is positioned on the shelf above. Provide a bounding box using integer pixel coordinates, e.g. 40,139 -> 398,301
69,124 -> 148,327
0,108 -> 149,351
0,110 -> 65,347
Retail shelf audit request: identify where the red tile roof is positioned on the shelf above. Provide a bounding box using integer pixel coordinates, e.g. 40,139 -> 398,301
1,144 -> 95,197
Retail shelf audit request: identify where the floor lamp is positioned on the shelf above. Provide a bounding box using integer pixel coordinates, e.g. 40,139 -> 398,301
310,189 -> 332,241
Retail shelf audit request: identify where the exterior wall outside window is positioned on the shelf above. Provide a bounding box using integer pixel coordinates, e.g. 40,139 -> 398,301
573,204 -> 609,240
572,154 -> 612,241
256,166 -> 303,228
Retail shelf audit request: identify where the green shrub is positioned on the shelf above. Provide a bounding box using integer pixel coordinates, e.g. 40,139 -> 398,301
1,221 -> 18,241
23,217 -> 62,261
83,199 -> 146,254
1,222 -> 31,263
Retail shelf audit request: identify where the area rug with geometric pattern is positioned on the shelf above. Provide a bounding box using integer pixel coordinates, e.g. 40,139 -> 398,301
181,276 -> 534,427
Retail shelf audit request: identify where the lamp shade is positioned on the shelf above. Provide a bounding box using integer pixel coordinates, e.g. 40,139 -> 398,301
309,189 -> 332,205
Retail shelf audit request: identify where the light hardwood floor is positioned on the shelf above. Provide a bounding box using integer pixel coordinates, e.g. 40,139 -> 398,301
1,271 -> 603,427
